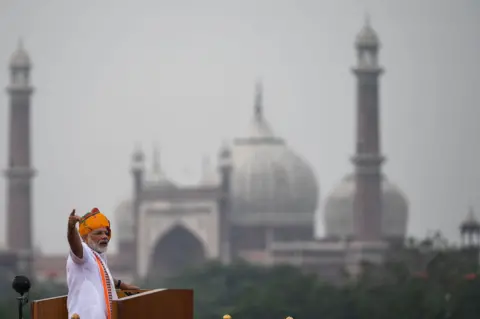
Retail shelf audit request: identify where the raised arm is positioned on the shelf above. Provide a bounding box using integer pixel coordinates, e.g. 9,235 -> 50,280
68,209 -> 84,260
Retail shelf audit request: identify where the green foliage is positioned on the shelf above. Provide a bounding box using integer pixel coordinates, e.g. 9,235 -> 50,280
143,251 -> 480,319
1,247 -> 479,319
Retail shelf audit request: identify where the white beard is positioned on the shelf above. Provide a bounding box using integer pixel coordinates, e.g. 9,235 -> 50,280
87,237 -> 108,254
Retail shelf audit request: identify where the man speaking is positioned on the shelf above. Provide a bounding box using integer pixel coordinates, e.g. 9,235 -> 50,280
66,207 -> 138,319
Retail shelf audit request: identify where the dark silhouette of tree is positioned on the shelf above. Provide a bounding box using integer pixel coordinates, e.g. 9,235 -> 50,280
2,236 -> 480,319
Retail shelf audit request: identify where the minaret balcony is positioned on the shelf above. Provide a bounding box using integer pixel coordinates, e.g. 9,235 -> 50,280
4,167 -> 36,179
351,153 -> 385,165
6,84 -> 34,94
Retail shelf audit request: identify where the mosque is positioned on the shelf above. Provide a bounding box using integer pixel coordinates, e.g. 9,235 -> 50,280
2,20 -> 478,284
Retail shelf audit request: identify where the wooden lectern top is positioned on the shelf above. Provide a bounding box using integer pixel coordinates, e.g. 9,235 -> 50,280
31,289 -> 193,319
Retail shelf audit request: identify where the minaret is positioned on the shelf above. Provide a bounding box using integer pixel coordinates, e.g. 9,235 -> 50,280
5,40 -> 36,275
351,18 -> 385,241
131,144 -> 145,278
217,142 -> 232,264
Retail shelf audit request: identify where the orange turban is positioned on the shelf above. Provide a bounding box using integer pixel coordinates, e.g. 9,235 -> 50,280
79,207 -> 112,239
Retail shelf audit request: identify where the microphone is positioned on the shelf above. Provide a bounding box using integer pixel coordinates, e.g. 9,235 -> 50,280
12,276 -> 31,319
12,275 -> 31,296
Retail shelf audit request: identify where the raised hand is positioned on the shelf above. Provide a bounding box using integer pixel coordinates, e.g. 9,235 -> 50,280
68,209 -> 81,229
67,209 -> 84,260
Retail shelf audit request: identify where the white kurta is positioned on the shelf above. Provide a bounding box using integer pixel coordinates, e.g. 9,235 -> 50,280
66,242 -> 118,319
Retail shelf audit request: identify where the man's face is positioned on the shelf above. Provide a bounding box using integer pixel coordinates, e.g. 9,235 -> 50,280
86,227 -> 110,254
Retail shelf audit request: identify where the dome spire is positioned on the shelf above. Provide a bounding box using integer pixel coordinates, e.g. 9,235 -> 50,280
236,80 -> 283,143
254,80 -> 263,120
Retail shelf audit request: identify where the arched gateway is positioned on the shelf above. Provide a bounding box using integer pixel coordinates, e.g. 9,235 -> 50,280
148,225 -> 207,279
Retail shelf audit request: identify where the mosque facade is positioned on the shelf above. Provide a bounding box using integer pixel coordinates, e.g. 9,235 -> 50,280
110,19 -> 410,282
116,79 -> 322,280
3,20 -> 419,283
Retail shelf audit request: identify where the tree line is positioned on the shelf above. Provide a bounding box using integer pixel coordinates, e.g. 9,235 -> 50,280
0,248 -> 479,319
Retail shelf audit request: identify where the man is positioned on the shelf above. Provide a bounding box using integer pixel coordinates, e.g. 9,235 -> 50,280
67,207 -> 139,319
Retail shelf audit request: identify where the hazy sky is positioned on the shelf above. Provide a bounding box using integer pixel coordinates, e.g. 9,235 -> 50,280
0,0 -> 479,254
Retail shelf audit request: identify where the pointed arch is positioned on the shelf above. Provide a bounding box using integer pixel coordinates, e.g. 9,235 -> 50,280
148,224 -> 207,279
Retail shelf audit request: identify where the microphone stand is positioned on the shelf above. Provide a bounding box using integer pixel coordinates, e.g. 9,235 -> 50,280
16,292 -> 29,319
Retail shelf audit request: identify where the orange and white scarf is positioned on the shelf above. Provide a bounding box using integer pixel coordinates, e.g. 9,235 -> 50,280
92,250 -> 113,319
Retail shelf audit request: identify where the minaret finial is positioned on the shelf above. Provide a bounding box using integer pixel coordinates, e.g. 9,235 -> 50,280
131,142 -> 144,166
254,79 -> 263,119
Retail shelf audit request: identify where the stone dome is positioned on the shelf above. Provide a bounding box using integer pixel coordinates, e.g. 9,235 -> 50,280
324,173 -> 408,240
114,199 -> 134,242
10,40 -> 31,68
230,84 -> 319,216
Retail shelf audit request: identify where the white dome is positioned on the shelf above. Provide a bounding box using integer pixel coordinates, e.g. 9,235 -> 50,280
230,84 -> 319,217
114,199 -> 134,242
324,173 -> 408,240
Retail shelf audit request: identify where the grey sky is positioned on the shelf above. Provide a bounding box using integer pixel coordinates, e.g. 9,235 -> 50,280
0,0 -> 479,254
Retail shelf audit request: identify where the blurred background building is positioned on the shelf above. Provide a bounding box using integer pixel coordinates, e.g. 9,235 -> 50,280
2,19 -> 477,285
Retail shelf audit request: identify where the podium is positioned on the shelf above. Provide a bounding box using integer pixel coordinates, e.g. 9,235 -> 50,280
30,289 -> 193,319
